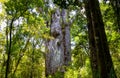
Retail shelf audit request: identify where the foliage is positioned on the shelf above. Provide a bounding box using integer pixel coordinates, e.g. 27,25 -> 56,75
100,2 -> 120,77
0,0 -> 120,78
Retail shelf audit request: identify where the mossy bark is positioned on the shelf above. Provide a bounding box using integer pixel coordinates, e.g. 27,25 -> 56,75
45,9 -> 64,77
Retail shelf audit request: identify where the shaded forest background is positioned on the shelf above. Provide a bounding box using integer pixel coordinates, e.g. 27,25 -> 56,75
0,0 -> 120,78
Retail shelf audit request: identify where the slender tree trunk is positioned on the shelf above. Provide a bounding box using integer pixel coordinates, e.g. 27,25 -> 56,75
84,0 -> 117,77
5,18 -> 14,78
30,41 -> 35,78
12,38 -> 30,77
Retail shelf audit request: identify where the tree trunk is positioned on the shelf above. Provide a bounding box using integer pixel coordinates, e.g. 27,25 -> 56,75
45,8 -> 72,77
61,9 -> 71,66
5,18 -> 14,78
84,0 -> 117,77
45,9 -> 64,77
84,0 -> 99,77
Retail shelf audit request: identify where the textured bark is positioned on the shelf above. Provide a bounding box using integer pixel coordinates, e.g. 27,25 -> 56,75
84,1 -> 99,78
45,8 -> 72,77
61,9 -> 71,66
84,0 -> 117,78
45,9 -> 64,76
64,25 -> 71,66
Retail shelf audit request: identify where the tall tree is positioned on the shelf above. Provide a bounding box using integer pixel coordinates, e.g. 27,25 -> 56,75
45,9 -> 64,77
84,0 -> 99,77
45,1 -> 72,77
3,0 -> 45,77
45,9 -> 72,77
5,17 -> 15,78
84,0 -> 117,77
